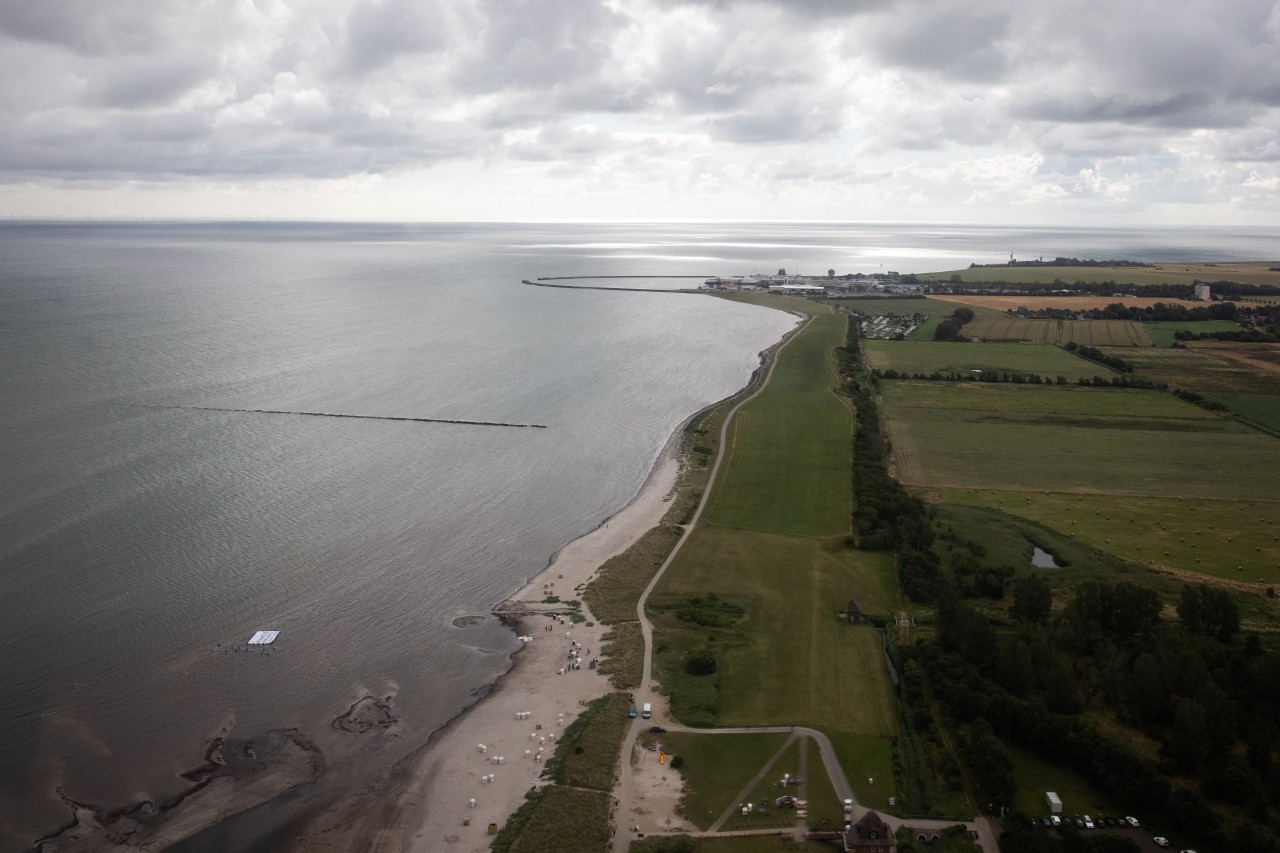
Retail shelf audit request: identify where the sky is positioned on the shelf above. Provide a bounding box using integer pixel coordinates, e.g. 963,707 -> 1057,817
1,0 -> 1278,223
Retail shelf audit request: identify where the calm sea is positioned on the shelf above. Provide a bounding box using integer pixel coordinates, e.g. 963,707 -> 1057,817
1,221 -> 1276,850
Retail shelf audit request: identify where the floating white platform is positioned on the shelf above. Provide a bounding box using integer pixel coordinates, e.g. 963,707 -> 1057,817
248,630 -> 280,645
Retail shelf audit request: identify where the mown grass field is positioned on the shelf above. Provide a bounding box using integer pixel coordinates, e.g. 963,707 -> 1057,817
932,489 -> 1280,587
1145,319 -> 1244,346
705,311 -> 852,536
720,736 -> 842,832
651,295 -> 899,805
654,527 -> 897,731
1204,392 -> 1280,434
918,261 -> 1280,287
657,731 -> 789,830
863,340 -> 1110,381
880,382 -> 1280,501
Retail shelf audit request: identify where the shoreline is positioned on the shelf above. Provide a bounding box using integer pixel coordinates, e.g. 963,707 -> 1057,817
285,423 -> 688,852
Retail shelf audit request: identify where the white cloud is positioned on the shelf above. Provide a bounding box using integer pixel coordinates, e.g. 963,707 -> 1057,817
0,0 -> 1277,222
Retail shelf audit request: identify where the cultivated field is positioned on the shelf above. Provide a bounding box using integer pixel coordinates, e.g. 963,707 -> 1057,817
1107,344 -> 1280,394
919,261 -> 1280,287
930,294 -> 1206,312
705,311 -> 852,536
880,382 -> 1280,501
963,317 -> 1151,346
863,340 -> 1112,381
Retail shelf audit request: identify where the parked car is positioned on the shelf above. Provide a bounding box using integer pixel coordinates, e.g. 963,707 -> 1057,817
843,798 -> 853,814
1153,838 -> 1170,848
1083,815 -> 1095,829
1178,849 -> 1197,853
1049,815 -> 1061,827
649,726 -> 666,733
1074,816 -> 1085,828
1126,816 -> 1140,827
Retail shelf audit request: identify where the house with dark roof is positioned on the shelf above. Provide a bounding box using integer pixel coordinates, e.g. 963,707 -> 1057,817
844,810 -> 894,851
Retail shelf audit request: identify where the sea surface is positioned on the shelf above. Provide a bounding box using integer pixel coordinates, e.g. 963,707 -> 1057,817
1,221 -> 1276,850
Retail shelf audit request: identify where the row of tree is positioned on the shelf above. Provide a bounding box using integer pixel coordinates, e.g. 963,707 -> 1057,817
935,306 -> 976,341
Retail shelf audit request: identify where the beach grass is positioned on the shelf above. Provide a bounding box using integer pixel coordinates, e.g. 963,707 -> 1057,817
547,691 -> 632,792
703,311 -> 852,537
598,622 -> 643,689
495,783 -> 611,853
880,382 -> 1280,500
634,836 -> 835,851
863,340 -> 1110,381
585,524 -> 684,625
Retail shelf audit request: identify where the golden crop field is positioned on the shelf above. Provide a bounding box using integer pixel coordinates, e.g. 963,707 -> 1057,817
931,294 -> 1205,312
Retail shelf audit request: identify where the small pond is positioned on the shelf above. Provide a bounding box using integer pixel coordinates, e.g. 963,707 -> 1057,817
1031,546 -> 1061,568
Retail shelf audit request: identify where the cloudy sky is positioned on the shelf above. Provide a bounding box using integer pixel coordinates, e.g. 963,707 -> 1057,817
2,0 -> 1278,222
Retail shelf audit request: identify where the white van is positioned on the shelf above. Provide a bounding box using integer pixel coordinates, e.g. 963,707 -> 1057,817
641,703 -> 652,719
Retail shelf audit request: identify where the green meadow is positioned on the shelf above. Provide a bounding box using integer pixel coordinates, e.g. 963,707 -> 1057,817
880,382 -> 1280,500
933,489 -> 1280,587
705,311 -> 851,536
1204,392 -> 1280,434
657,731 -> 789,830
1145,319 -> 1243,346
652,297 -> 899,804
863,340 -> 1111,381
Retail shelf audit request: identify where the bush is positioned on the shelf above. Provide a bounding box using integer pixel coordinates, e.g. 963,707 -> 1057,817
685,647 -> 718,675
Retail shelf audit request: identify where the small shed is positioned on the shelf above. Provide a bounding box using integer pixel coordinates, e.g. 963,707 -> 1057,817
846,600 -> 865,624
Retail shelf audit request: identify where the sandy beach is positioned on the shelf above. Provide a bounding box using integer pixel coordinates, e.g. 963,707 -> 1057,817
287,433 -> 687,852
